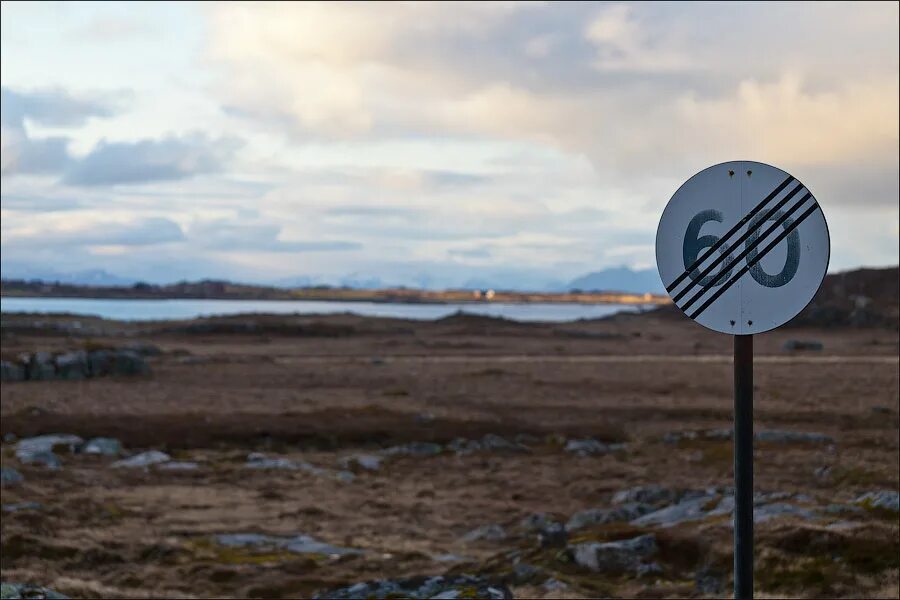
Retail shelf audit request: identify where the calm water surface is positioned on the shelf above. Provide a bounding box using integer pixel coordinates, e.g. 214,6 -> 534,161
0,296 -> 650,323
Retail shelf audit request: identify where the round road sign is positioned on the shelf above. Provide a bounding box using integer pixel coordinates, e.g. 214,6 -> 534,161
656,160 -> 830,335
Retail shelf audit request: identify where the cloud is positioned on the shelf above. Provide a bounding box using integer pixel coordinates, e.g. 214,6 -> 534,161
1,86 -> 120,129
205,2 -> 898,177
1,86 -> 126,177
0,126 -> 70,175
2,216 -> 185,248
585,4 -> 690,72
63,134 -> 241,186
188,219 -> 361,252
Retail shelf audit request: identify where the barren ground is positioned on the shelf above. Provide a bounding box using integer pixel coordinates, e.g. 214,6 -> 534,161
1,310 -> 898,599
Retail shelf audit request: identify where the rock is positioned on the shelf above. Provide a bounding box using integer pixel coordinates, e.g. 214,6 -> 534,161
313,575 -> 512,599
18,450 -> 61,469
826,520 -> 864,531
703,428 -> 733,440
432,553 -> 467,563
537,522 -> 568,548
382,442 -> 443,457
0,361 -> 26,382
339,454 -> 383,472
822,504 -> 863,515
509,563 -> 541,584
81,437 -> 123,456
783,339 -> 824,351
568,502 -> 653,530
24,352 -> 56,381
662,430 -> 697,444
2,502 -> 42,513
448,435 -> 527,455
112,450 -> 171,468
110,350 -> 150,376
214,532 -> 361,557
335,470 -> 356,482
122,342 -> 162,356
519,512 -> 555,532
564,438 -> 624,456
479,434 -> 529,453
0,583 -> 68,599
245,452 -> 326,474
753,491 -> 793,505
854,490 -> 900,512
612,485 -> 678,507
86,350 -> 114,376
16,434 -> 83,468
54,351 -> 88,380
752,503 -> 816,523
542,579 -> 568,592
755,430 -> 833,444
694,568 -> 725,595
158,461 -> 200,471
244,452 -> 302,471
570,533 -> 658,573
637,562 -> 663,576
462,524 -> 506,542
0,467 -> 24,486
631,494 -> 718,528
87,349 -> 149,377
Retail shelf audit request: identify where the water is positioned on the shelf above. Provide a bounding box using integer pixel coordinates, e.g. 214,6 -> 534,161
0,296 -> 649,323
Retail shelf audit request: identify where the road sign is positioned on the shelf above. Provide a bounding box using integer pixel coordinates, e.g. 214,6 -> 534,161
655,160 -> 830,600
656,160 -> 830,334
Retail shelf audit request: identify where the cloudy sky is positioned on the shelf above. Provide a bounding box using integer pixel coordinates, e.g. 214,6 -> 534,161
1,1 -> 897,289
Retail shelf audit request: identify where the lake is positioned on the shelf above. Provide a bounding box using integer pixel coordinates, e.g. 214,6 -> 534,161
0,296 -> 650,323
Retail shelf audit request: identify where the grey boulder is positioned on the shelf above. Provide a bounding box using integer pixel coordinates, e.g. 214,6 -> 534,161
570,533 -> 658,574
16,434 -> 83,468
855,490 -> 900,512
612,485 -> 678,507
339,454 -> 383,472
112,450 -> 171,468
0,583 -> 68,599
0,361 -> 25,382
24,352 -> 56,381
564,438 -> 625,456
54,351 -> 88,380
462,524 -> 506,542
0,467 -> 24,486
81,437 -> 123,456
214,532 -> 361,557
313,575 -> 512,599
568,503 -> 653,530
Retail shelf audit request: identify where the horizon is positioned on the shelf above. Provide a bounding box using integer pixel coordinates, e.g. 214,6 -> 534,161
2,2 -> 898,290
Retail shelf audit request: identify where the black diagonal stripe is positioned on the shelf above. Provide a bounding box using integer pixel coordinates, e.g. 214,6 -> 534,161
676,190 -> 812,311
678,192 -> 813,313
672,181 -> 806,304
687,202 -> 820,321
665,174 -> 794,293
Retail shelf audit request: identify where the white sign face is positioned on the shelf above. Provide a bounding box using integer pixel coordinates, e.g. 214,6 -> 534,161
656,161 -> 830,335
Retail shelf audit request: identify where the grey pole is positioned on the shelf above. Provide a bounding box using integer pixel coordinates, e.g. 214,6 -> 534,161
733,334 -> 754,599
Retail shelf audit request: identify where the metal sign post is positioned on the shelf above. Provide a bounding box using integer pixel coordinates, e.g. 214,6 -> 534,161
656,161 -> 830,599
733,334 -> 753,599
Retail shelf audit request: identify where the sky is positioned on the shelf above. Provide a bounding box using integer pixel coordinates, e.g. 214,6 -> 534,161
1,1 -> 898,289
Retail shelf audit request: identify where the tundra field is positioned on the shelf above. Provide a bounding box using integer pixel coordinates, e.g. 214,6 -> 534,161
1,281 -> 898,599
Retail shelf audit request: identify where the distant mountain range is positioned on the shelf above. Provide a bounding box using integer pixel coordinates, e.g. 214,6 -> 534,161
567,267 -> 665,294
1,264 -> 664,295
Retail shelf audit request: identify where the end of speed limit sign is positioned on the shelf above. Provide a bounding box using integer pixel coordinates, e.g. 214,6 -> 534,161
656,161 -> 830,335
